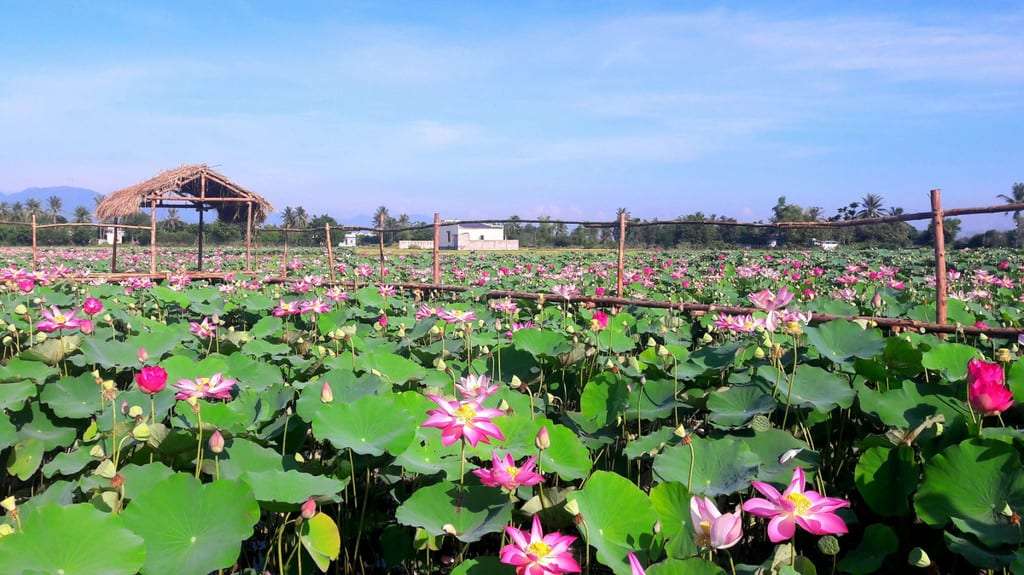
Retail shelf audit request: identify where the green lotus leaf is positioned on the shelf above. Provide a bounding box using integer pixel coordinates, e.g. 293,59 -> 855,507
300,511 -> 341,572
804,320 -> 885,364
921,342 -> 984,381
646,558 -> 726,575
837,524 -> 899,574
854,445 -> 917,517
40,373 -> 103,419
312,392 -> 417,456
762,365 -> 855,412
512,328 -> 571,358
570,471 -> 658,575
653,436 -> 760,497
451,556 -> 515,575
395,481 -> 512,543
706,385 -> 776,428
242,469 -> 348,505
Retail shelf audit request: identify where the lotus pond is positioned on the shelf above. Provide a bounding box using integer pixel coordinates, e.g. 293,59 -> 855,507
0,248 -> 1022,574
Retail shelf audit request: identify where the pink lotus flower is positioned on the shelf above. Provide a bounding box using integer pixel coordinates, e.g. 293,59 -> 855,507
968,359 -> 1014,416
591,310 -> 609,331
456,374 -> 499,400
714,314 -> 761,334
627,552 -> 645,575
500,515 -> 580,575
378,284 -> 396,297
551,285 -> 579,300
272,299 -> 301,317
173,373 -> 237,401
135,366 -> 169,394
137,347 -> 150,363
189,317 -> 217,339
416,305 -> 437,320
422,395 -> 505,447
300,298 -> 331,315
16,278 -> 34,293
473,452 -> 544,492
377,314 -> 389,328
690,496 -> 742,550
748,287 -> 794,311
438,308 -> 477,324
301,498 -> 317,519
742,467 -> 849,543
78,319 -> 94,334
82,297 -> 104,316
36,306 -> 82,333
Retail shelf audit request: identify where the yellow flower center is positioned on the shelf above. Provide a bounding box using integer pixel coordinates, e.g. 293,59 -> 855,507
453,404 -> 476,424
505,466 -> 520,477
196,377 -> 210,391
526,541 -> 551,558
54,314 -> 66,323
699,520 -> 711,534
786,492 -> 812,515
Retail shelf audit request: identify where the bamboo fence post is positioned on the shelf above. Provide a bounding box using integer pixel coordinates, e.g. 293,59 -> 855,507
616,211 -> 627,297
432,212 -> 441,285
281,230 -> 289,275
325,224 -> 336,282
378,213 -> 386,282
30,214 -> 37,270
149,200 -> 157,274
245,202 -> 253,272
930,189 -> 948,326
111,217 -> 119,273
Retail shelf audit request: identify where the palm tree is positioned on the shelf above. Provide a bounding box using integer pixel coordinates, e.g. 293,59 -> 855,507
24,199 -> 42,221
282,206 -> 296,228
373,206 -> 390,228
164,208 -> 182,231
293,207 -> 309,229
856,194 -> 885,219
998,183 -> 1024,246
11,202 -> 24,222
72,206 -> 91,223
47,195 -> 63,223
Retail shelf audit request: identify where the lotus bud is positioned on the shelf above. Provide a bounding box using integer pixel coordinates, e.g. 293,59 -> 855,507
700,332 -> 713,344
442,523 -> 458,536
0,496 -> 15,512
564,499 -> 580,516
751,415 -> 772,432
0,524 -> 13,538
13,304 -> 27,315
103,313 -> 112,323
908,548 -> 931,568
817,535 -> 840,556
510,375 -> 523,389
34,332 -> 47,343
657,345 -> 670,357
320,382 -> 334,403
89,444 -> 106,458
132,422 -> 151,441
997,348 -> 1012,363
301,498 -> 317,519
137,347 -> 149,363
653,520 -> 662,534
535,426 -> 551,450
208,430 -> 225,454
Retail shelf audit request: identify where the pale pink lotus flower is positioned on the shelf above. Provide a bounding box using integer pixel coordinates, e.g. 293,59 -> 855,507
415,304 -> 438,320
422,395 -> 504,447
742,467 -> 849,543
500,515 -> 580,575
473,451 -> 543,492
36,306 -> 83,333
551,285 -> 579,299
455,374 -> 498,400
378,284 -> 396,297
506,321 -> 534,338
437,309 -> 477,324
713,314 -> 762,334
324,287 -> 349,302
273,300 -> 301,317
490,299 -> 518,314
690,496 -> 742,550
627,552 -> 646,575
300,298 -> 331,314
189,317 -> 217,339
173,373 -> 237,401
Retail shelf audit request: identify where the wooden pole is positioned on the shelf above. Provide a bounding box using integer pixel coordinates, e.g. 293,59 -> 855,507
111,217 -> 119,273
31,214 -> 37,270
149,200 -> 157,274
281,230 -> 289,275
245,202 -> 253,272
378,212 -> 386,282
432,213 -> 441,285
325,223 -> 336,282
930,189 -> 948,326
197,207 -> 205,272
616,211 -> 627,297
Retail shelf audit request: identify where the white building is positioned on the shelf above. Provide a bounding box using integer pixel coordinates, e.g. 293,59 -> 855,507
438,222 -> 519,251
99,227 -> 124,245
340,231 -> 373,248
811,238 -> 840,251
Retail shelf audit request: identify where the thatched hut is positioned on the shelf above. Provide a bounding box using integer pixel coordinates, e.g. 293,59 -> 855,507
96,164 -> 273,271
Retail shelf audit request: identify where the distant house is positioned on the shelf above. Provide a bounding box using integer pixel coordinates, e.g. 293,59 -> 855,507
98,227 -> 124,245
438,222 -> 518,251
340,231 -> 373,248
811,238 -> 840,251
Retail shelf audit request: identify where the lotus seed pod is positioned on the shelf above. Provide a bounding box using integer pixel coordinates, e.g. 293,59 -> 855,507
94,459 -> 117,479
128,405 -> 144,419
646,337 -> 656,348
657,345 -> 670,357
566,325 -> 575,334
908,547 -> 931,567
997,348 -> 1012,363
980,333 -> 989,342
441,523 -> 458,536
34,332 -> 47,343
751,415 -> 772,432
817,535 -> 840,556
2,336 -> 10,345
510,375 -> 523,389
700,333 -> 713,344
754,347 -> 766,359
89,444 -> 106,458
13,304 -> 27,315
0,496 -> 16,512
429,325 -> 440,335
102,314 -> 112,322
5,325 -> 14,333
673,424 -> 688,439
31,298 -> 41,305
564,499 -> 580,516
435,359 -> 447,371
132,422 -> 151,441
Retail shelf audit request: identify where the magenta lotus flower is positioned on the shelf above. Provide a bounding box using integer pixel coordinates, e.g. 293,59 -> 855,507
422,395 -> 504,447
173,373 -> 237,401
438,308 -> 477,324
473,452 -> 544,492
36,306 -> 83,333
500,515 -> 580,575
742,467 -> 849,543
189,317 -> 217,339
690,496 -> 742,550
135,366 -> 168,395
16,278 -> 34,293
415,304 -> 438,320
300,298 -> 331,314
627,552 -> 645,575
82,297 -> 103,316
714,314 -> 761,334
456,374 -> 498,400
968,359 -> 1014,416
301,498 -> 317,519
748,287 -> 794,311
591,310 -> 609,331
272,299 -> 301,317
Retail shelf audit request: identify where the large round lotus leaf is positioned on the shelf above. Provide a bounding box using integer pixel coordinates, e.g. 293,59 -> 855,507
512,328 -> 571,358
242,469 -> 348,505
944,531 -> 1016,569
0,358 -> 56,384
854,379 -> 967,428
312,392 -> 416,456
706,385 -> 776,428
653,436 -> 760,497
0,413 -> 16,452
646,558 -> 726,575
76,337 -> 143,369
466,413 -> 592,480
300,512 -> 341,572
296,371 -> 386,422
0,503 -> 146,575
218,437 -> 286,479
624,426 -> 680,460
920,342 -> 983,381
855,445 -> 917,517
804,320 -> 885,364
763,365 -> 855,412
580,373 -> 629,430
40,373 -> 103,419
836,524 -> 899,575
649,481 -> 697,559
626,379 -> 681,421
570,470 -> 658,575
0,381 -> 36,411
915,438 -> 1024,546
395,481 -> 512,543
121,474 -> 261,575
451,556 -> 515,575
19,335 -> 80,365
358,351 -> 425,384
740,429 -> 814,485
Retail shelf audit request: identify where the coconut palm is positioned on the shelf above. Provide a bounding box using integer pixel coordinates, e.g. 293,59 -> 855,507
282,206 -> 296,228
998,183 -> 1024,246
856,194 -> 885,219
164,208 -> 182,231
47,195 -> 63,223
72,206 -> 91,223
24,199 -> 42,221
373,206 -> 390,228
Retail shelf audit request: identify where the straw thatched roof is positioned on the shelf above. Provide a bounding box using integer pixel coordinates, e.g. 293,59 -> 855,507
96,164 -> 273,223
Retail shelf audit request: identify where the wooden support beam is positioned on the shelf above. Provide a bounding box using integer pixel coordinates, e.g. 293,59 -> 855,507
245,202 -> 253,272
616,211 -> 627,297
150,200 -> 157,274
325,223 -> 336,282
31,214 -> 37,270
931,189 -> 948,326
432,212 -> 441,285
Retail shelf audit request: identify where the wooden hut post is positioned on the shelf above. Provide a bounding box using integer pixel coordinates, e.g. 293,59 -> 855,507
111,218 -> 119,273
197,174 -> 206,271
616,211 -> 627,297
325,223 -> 336,282
378,212 -> 386,281
30,214 -> 37,270
149,200 -> 157,274
281,229 -> 289,276
930,189 -> 948,326
245,202 -> 253,272
432,212 -> 441,285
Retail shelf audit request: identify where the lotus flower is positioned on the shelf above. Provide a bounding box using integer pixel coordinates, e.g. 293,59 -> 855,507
473,452 -> 543,492
189,317 -> 217,339
135,366 -> 168,395
16,278 -> 34,293
415,304 -> 438,320
422,395 -> 504,447
748,287 -> 793,311
456,373 -> 498,400
500,515 -> 580,575
591,310 -> 609,331
438,309 -> 477,324
36,306 -> 82,333
742,467 -> 849,543
272,300 -> 301,317
82,297 -> 103,316
690,496 -> 742,549
627,552 -> 645,575
173,373 -> 237,401
967,359 -> 1014,416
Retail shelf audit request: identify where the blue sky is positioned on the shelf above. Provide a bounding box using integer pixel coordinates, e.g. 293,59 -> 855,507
1,1 -> 1022,230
